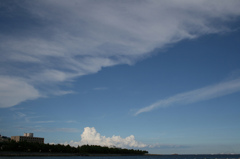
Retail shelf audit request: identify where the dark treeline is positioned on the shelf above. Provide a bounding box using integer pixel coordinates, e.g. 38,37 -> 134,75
0,140 -> 148,155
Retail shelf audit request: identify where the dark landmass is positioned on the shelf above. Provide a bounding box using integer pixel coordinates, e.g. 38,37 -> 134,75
0,140 -> 148,156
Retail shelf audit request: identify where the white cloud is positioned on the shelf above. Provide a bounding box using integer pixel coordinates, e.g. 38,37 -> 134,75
15,112 -> 26,118
50,90 -> 75,96
65,120 -> 78,123
35,121 -> 55,124
17,125 -> 81,133
66,127 -> 146,148
135,78 -> 240,115
148,143 -> 187,149
0,76 -> 41,108
93,87 -> 108,91
1,1 -> 240,107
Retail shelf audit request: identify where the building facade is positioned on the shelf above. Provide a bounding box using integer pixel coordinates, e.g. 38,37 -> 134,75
0,135 -> 10,142
11,133 -> 44,144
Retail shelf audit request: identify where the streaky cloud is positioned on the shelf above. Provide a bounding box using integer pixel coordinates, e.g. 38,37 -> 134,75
0,76 -> 41,108
16,125 -> 81,133
93,87 -> 108,91
1,1 -> 240,107
135,78 -> 240,115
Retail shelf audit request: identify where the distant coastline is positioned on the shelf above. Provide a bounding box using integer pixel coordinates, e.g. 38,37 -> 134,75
0,141 -> 148,156
1,152 -> 240,158
0,151 -> 147,156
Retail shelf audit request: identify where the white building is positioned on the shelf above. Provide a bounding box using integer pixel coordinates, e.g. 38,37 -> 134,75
11,133 -> 44,144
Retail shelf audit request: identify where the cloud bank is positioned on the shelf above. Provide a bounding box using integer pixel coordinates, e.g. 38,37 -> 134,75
135,78 -> 240,115
1,0 -> 240,107
66,127 -> 146,148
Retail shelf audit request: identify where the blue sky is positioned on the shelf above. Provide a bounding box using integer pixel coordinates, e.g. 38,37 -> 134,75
1,0 -> 240,154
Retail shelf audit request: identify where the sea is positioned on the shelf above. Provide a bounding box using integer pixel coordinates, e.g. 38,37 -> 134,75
1,155 -> 240,159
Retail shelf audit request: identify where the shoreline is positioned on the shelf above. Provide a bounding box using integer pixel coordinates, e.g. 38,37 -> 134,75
0,151 -> 147,156
1,152 -> 240,157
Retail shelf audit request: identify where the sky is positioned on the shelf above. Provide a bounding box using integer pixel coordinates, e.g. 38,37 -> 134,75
0,0 -> 240,154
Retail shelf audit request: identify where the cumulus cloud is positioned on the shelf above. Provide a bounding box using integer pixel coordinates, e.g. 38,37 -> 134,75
1,0 -> 240,107
135,78 -> 240,115
66,127 -> 146,148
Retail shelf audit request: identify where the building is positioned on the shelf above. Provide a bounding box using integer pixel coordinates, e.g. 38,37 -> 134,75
11,133 -> 44,144
0,135 -> 10,142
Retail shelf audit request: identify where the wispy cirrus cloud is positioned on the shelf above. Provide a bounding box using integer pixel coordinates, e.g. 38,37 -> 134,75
1,0 -> 240,108
20,127 -> 81,133
0,76 -> 41,108
148,143 -> 189,149
65,120 -> 78,123
35,121 -> 55,124
135,78 -> 240,115
93,87 -> 108,91
15,112 -> 27,118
